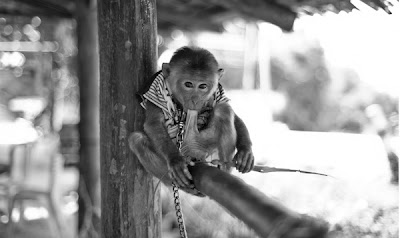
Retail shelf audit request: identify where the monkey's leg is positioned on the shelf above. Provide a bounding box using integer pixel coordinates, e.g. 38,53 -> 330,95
129,132 -> 172,184
212,104 -> 237,171
129,132 -> 204,196
183,104 -> 237,170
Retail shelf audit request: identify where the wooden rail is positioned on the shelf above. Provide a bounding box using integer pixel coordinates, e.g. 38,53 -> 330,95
190,163 -> 329,238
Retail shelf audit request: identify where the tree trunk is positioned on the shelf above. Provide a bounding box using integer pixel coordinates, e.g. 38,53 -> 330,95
76,0 -> 101,237
97,0 -> 160,237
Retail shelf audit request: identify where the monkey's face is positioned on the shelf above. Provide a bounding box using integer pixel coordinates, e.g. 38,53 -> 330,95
167,69 -> 219,111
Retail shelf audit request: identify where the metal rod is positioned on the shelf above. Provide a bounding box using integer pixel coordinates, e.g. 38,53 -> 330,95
253,165 -> 331,177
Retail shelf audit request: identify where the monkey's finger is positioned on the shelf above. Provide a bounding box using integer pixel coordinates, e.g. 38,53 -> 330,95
182,166 -> 193,181
243,154 -> 254,173
172,170 -> 186,188
176,167 -> 191,186
168,171 -> 174,180
170,172 -> 179,186
236,151 -> 249,172
239,152 -> 250,173
241,152 -> 250,173
233,151 -> 244,170
175,176 -> 186,188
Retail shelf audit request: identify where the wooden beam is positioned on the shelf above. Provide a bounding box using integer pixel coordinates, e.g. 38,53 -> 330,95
158,10 -> 225,32
0,0 -> 73,18
97,0 -> 160,237
16,0 -> 73,17
203,0 -> 297,31
191,164 -> 330,238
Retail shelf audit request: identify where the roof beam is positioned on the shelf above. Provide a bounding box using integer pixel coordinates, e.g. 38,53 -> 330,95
203,0 -> 297,31
0,0 -> 73,18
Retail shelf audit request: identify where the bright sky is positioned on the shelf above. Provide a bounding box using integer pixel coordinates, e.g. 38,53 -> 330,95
293,1 -> 400,97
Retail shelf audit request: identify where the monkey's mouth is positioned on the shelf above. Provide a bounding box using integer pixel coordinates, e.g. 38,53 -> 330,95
184,100 -> 207,111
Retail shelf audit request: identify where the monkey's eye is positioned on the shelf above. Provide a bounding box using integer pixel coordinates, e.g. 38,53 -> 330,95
198,84 -> 208,90
184,82 -> 194,88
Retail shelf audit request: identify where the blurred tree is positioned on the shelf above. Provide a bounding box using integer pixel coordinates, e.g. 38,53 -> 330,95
270,36 -> 332,131
269,33 -> 399,135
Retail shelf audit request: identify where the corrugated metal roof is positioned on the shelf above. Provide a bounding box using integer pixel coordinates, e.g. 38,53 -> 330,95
0,0 -> 394,31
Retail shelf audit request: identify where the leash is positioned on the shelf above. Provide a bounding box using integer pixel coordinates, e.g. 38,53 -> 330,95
172,110 -> 188,238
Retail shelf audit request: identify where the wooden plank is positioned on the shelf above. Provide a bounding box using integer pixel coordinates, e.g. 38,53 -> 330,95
97,0 -> 160,237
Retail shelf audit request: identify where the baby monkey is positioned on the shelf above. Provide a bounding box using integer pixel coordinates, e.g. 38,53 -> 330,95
129,46 -> 254,194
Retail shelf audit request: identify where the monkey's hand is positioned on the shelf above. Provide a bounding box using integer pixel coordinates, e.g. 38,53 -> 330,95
168,155 -> 195,189
182,109 -> 210,161
197,106 -> 212,130
233,146 -> 254,173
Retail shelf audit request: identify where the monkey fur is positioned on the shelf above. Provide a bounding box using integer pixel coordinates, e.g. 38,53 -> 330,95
129,47 -> 254,195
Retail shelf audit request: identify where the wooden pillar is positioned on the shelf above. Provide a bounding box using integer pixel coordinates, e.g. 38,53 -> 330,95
242,23 -> 259,90
97,0 -> 160,238
76,0 -> 101,236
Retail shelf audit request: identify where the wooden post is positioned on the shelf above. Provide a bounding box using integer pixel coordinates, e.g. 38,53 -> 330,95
242,22 -> 259,90
76,0 -> 101,236
97,0 -> 160,238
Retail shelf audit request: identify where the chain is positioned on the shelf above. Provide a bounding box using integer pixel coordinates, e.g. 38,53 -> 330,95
173,110 -> 188,238
172,182 -> 188,238
176,120 -> 185,151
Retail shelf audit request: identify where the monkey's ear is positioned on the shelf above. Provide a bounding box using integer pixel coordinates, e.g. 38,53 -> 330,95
162,63 -> 171,78
218,68 -> 224,81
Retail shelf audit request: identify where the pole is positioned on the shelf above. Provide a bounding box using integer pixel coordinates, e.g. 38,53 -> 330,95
97,0 -> 160,237
76,0 -> 101,236
190,163 -> 329,238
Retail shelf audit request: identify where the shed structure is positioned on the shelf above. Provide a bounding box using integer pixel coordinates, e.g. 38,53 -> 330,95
0,0 -> 394,238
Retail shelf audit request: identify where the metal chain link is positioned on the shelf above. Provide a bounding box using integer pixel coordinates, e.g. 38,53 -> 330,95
176,120 -> 185,152
173,110 -> 188,238
172,182 -> 188,238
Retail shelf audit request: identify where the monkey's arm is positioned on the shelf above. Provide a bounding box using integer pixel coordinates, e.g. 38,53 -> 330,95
234,114 -> 252,150
182,103 -> 235,159
182,103 -> 254,173
143,102 -> 193,188
233,114 -> 254,173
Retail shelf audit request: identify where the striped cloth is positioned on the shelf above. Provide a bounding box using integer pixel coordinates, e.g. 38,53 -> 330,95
139,71 -> 229,142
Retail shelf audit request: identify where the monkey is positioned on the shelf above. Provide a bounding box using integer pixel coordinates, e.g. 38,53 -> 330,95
128,46 -> 254,195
